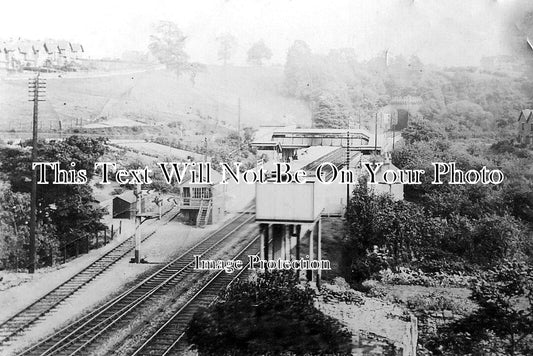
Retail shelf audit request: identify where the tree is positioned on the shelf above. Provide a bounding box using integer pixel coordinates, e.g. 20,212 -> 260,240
313,92 -> 352,128
436,260 -> 533,355
242,126 -> 256,144
343,180 -> 450,280
0,182 -> 31,269
216,33 -> 237,66
440,100 -> 494,138
148,21 -> 189,77
186,62 -> 207,86
247,40 -> 272,65
284,40 -> 314,97
401,118 -> 446,144
0,136 -> 108,267
408,55 -> 424,73
186,271 -> 351,355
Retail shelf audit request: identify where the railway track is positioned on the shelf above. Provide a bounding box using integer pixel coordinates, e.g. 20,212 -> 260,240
0,206 -> 179,347
18,208 -> 256,356
130,236 -> 260,356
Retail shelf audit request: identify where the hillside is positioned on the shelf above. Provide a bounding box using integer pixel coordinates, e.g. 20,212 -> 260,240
0,65 -> 312,134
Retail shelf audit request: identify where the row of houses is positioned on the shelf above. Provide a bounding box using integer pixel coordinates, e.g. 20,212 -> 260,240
1,39 -> 85,71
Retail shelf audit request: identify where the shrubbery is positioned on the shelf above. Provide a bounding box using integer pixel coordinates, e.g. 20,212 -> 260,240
379,267 -> 474,288
186,271 -> 351,355
429,260 -> 533,355
0,136 -> 108,269
343,127 -> 532,284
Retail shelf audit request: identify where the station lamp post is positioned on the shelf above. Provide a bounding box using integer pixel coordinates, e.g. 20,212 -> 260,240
374,111 -> 379,154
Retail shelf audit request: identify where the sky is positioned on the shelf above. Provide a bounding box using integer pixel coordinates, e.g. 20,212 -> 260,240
0,0 -> 529,66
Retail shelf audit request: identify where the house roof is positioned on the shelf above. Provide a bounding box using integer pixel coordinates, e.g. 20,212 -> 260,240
3,42 -> 18,52
44,41 -> 60,54
17,41 -> 35,54
519,110 -> 533,122
57,40 -> 70,52
31,41 -> 45,53
114,190 -> 137,204
70,43 -> 84,52
362,159 -> 403,184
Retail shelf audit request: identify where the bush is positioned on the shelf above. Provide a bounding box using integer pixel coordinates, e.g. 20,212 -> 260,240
431,260 -> 533,355
186,271 -> 351,355
379,267 -> 474,288
405,292 -> 470,314
319,280 -> 364,305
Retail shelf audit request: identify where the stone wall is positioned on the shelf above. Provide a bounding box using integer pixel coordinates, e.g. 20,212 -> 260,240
315,290 -> 418,356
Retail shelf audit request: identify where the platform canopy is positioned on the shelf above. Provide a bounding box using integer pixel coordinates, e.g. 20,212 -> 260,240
252,127 -> 372,149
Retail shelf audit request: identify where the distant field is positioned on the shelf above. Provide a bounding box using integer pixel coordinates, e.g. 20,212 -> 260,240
0,65 -> 311,133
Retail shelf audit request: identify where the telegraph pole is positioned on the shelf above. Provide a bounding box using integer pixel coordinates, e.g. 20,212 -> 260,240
374,112 -> 378,154
391,112 -> 398,151
392,126 -> 396,150
28,73 -> 46,273
237,97 -> 241,151
204,137 -> 208,162
237,97 -> 241,137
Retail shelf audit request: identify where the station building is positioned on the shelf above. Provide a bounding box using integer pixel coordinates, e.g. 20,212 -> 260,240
251,127 -> 378,162
253,126 -> 404,287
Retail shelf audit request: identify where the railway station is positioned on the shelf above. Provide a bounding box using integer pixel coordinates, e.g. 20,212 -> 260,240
3,2 -> 522,354
0,125 -> 404,355
251,126 -> 403,287
252,126 -> 382,161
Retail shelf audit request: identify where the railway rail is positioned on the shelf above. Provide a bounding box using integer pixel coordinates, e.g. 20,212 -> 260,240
130,236 -> 260,356
18,207 -> 256,356
0,206 -> 178,347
